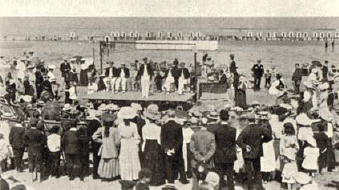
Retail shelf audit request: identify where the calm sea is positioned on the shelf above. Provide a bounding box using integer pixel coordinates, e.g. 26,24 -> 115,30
0,17 -> 339,37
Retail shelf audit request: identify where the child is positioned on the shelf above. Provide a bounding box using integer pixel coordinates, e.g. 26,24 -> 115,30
69,82 -> 77,105
135,168 -> 153,190
154,70 -> 163,92
313,123 -> 329,174
302,135 -> 319,176
294,172 -> 319,190
280,123 -> 299,190
47,126 -> 61,178
264,69 -> 272,88
24,119 -> 45,182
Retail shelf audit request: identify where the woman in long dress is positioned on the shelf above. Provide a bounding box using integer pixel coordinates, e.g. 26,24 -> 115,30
141,104 -> 166,186
118,107 -> 141,181
92,114 -> 120,180
235,75 -> 247,109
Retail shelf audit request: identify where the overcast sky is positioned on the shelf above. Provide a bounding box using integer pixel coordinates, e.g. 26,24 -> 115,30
1,0 -> 339,17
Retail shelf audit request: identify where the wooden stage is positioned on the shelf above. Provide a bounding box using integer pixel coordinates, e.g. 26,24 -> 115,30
81,91 -> 195,102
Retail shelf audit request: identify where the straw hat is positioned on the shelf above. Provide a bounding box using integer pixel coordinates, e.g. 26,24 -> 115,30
189,117 -> 199,125
98,104 -> 108,111
294,172 -> 311,185
131,103 -> 142,111
251,100 -> 260,106
319,109 -> 333,122
108,104 -> 120,111
143,104 -> 161,120
95,110 -> 102,118
118,106 -> 137,119
161,184 -> 178,190
318,82 -> 329,91
207,111 -> 219,120
63,104 -> 72,111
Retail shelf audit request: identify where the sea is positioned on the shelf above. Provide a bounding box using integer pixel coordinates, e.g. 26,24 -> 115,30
1,17 -> 339,37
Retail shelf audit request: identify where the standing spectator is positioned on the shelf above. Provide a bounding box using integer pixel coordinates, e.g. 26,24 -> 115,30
136,57 -> 154,98
302,136 -> 319,176
280,123 -> 299,190
62,120 -> 81,181
9,123 -> 25,172
161,110 -> 188,184
60,58 -> 71,79
292,63 -> 303,94
322,61 -> 329,81
235,75 -> 248,109
236,114 -> 272,190
47,126 -> 61,178
88,111 -> 102,179
190,117 -> 216,190
163,64 -> 176,94
69,82 -> 77,104
214,110 -> 236,190
142,104 -> 166,186
24,119 -> 45,182
229,54 -> 237,74
92,113 -> 120,180
116,63 -> 130,93
35,67 -> 44,98
325,40 -> 328,52
313,123 -> 329,174
117,107 -> 141,181
78,126 -> 90,180
264,69 -> 272,88
251,60 -> 264,91
79,59 -> 89,86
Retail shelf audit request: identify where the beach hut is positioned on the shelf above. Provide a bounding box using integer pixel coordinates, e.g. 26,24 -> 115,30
266,32 -> 272,38
69,32 -> 76,40
313,32 -> 318,39
129,32 -> 134,38
167,32 -> 173,40
177,31 -> 182,40
327,32 -> 332,38
303,32 -> 308,38
335,32 -> 339,39
158,32 -> 163,40
257,32 -> 262,37
320,32 -> 325,39
272,32 -> 277,40
104,36 -> 111,42
135,32 -> 140,39
196,32 -> 201,39
190,32 -> 194,40
296,32 -> 302,38
288,32 -> 294,38
247,32 -> 253,38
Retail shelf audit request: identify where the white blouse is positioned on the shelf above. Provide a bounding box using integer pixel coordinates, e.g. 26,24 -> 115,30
141,123 -> 161,151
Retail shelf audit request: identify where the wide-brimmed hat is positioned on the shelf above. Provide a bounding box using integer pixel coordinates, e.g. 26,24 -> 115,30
108,104 -> 120,111
102,113 -> 116,123
188,117 -> 199,125
143,104 -> 161,120
63,104 -> 72,111
131,103 -> 142,111
161,184 -> 178,190
319,108 -> 333,122
205,172 -> 220,189
98,104 -> 108,111
294,172 -> 311,185
207,111 -> 219,120
306,135 -> 317,147
318,82 -> 329,91
118,106 -> 137,119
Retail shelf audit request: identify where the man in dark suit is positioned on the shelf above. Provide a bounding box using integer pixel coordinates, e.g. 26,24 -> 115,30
229,54 -> 237,74
104,61 -> 119,92
87,112 -> 102,179
9,123 -> 25,172
236,114 -> 272,190
161,110 -> 188,184
214,110 -> 236,190
136,57 -> 154,98
251,60 -> 264,91
177,62 -> 190,95
60,58 -> 71,79
190,117 -> 216,190
62,120 -> 81,181
116,63 -> 130,93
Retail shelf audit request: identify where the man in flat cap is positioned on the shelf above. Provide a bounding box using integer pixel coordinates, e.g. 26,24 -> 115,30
251,60 -> 264,91
136,57 -> 154,98
116,63 -> 130,93
236,113 -> 272,190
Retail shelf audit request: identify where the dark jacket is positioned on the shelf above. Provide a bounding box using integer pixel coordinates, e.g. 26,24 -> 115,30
105,67 -> 119,78
87,119 -> 102,151
214,124 -> 237,163
190,129 -> 216,168
236,123 -> 272,159
163,69 -> 176,79
117,68 -> 130,78
60,62 -> 71,78
136,64 -> 154,79
9,126 -> 25,148
62,129 -> 80,154
24,128 -> 45,154
161,119 -> 183,153
292,68 -> 303,81
177,68 -> 190,79
230,60 -> 237,73
251,64 -> 264,78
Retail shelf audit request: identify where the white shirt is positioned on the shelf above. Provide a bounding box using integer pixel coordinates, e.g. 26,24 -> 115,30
69,86 -> 77,100
142,64 -> 148,77
109,67 -> 114,78
142,123 -> 161,151
183,127 -> 194,144
120,68 -> 125,78
47,134 -> 61,152
47,71 -> 56,81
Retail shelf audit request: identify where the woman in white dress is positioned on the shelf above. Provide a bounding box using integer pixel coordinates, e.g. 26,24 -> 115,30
117,107 -> 141,181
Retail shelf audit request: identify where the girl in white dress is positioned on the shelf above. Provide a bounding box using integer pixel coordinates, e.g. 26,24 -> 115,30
302,135 -> 319,176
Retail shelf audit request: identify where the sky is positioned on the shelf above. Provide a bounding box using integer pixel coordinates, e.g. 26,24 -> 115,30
1,0 -> 339,17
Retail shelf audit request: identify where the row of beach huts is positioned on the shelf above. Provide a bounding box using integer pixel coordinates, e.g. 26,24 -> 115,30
3,30 -> 339,42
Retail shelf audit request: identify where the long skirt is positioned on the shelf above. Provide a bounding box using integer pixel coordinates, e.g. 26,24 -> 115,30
119,138 -> 141,180
98,158 -> 119,179
80,69 -> 88,86
235,89 -> 247,109
143,140 -> 166,186
261,140 -> 276,172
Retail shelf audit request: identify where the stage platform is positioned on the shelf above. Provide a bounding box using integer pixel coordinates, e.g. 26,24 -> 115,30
81,91 -> 195,102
